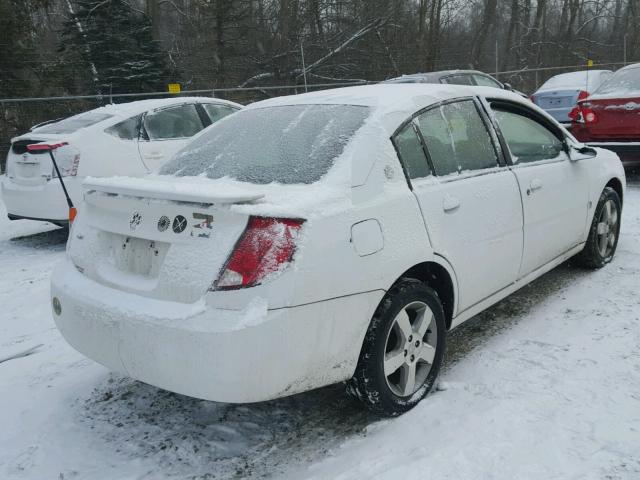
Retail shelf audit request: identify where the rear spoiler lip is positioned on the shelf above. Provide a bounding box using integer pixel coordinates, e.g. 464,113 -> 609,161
83,178 -> 265,205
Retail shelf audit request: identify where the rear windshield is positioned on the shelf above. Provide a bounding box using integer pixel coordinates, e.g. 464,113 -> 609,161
35,111 -> 113,134
160,104 -> 370,184
594,67 -> 640,96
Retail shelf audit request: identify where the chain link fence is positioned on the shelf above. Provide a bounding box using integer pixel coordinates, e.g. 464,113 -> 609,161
2,60 -> 638,172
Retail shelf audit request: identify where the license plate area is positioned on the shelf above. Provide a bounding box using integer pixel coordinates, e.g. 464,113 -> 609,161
114,236 -> 169,277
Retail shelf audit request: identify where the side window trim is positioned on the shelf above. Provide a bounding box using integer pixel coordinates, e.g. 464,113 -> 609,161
195,103 -> 213,128
390,121 -> 433,189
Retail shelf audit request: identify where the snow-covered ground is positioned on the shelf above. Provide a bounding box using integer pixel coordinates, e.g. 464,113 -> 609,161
1,175 -> 640,479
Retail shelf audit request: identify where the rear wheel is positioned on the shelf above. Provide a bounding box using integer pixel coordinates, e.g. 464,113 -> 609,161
347,278 -> 445,416
575,187 -> 621,269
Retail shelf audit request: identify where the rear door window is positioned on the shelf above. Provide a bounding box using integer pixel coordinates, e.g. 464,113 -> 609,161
491,108 -> 564,163
143,104 -> 204,140
393,123 -> 431,179
416,100 -> 498,175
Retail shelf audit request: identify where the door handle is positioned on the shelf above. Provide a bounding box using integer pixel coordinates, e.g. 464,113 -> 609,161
527,178 -> 543,195
443,194 -> 460,212
145,153 -> 163,160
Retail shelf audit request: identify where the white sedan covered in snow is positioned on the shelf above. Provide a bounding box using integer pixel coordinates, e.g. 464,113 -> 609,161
50,84 -> 625,415
2,97 -> 240,226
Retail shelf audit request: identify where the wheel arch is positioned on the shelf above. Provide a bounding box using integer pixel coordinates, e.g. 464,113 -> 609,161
394,259 -> 457,330
605,177 -> 624,205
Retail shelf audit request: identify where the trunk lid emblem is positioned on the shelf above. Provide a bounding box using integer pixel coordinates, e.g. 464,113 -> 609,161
129,212 -> 142,230
172,215 -> 187,233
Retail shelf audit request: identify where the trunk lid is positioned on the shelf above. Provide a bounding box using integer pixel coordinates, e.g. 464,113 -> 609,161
6,136 -> 59,186
70,178 -> 265,303
580,96 -> 640,139
535,89 -> 580,110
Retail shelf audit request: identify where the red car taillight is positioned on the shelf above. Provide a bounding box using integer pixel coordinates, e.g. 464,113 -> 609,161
577,90 -> 590,102
213,216 -> 305,290
570,101 -> 597,124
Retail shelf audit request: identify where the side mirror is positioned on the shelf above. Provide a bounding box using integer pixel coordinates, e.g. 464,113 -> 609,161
503,82 -> 514,91
568,142 -> 597,162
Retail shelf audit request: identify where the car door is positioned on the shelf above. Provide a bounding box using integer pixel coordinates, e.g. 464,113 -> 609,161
394,98 -> 523,313
138,103 -> 205,171
486,100 -> 590,277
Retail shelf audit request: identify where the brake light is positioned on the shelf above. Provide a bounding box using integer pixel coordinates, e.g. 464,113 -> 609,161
577,90 -> 590,101
568,105 -> 581,122
27,142 -> 80,177
530,94 -> 536,103
213,216 -> 305,290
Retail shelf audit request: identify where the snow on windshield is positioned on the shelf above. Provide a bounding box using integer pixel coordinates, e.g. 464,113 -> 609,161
159,104 -> 370,185
538,71 -> 603,91
34,111 -> 113,134
594,67 -> 640,96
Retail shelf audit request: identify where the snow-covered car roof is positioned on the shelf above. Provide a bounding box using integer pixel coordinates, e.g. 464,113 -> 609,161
535,70 -> 612,93
20,96 -> 242,140
79,96 -> 241,118
383,70 -> 492,84
246,84 -> 531,135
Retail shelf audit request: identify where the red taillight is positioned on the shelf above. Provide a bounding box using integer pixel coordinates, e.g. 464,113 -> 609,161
530,94 -> 536,103
213,216 -> 305,290
26,142 -> 68,151
568,105 -> 581,122
577,90 -> 590,102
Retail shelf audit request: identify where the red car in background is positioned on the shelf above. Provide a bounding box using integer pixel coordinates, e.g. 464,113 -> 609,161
571,63 -> 640,166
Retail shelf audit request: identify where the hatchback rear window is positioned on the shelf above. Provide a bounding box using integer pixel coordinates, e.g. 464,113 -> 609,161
160,104 -> 370,184
594,67 -> 640,96
35,111 -> 113,134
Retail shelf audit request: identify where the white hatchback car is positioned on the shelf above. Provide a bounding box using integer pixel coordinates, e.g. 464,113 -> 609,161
51,84 -> 625,415
2,97 -> 240,226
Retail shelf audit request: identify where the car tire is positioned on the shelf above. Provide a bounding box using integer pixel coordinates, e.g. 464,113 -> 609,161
347,278 -> 446,416
575,186 -> 622,269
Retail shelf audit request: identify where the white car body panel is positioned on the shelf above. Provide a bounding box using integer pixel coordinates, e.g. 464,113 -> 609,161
50,84 -> 626,403
412,169 -> 523,312
2,97 -> 241,223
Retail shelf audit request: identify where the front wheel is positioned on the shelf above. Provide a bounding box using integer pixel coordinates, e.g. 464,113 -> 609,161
575,187 -> 621,269
347,278 -> 446,416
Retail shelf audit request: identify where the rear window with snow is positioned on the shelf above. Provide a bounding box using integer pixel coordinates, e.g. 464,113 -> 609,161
160,104 -> 370,184
593,67 -> 640,96
34,111 -> 113,134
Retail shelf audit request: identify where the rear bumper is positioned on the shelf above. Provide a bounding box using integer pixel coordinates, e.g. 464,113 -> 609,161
51,260 -> 383,403
1,175 -> 81,222
584,142 -> 640,166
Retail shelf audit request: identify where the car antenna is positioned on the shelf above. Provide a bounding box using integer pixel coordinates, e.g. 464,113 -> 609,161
26,142 -> 77,224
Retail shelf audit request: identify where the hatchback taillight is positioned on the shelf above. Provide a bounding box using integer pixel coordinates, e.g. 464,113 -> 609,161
213,216 -> 305,290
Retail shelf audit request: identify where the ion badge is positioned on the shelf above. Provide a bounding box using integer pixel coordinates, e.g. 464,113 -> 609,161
172,215 -> 187,234
191,213 -> 214,238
